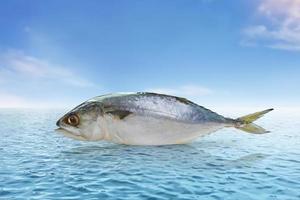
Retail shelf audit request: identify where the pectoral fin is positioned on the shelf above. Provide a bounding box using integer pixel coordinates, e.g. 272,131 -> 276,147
102,104 -> 133,120
106,110 -> 132,120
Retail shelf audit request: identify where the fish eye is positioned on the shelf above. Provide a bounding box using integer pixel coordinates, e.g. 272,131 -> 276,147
66,114 -> 80,126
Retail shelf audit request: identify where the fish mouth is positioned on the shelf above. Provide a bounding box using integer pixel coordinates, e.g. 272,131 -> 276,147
55,128 -> 88,141
55,127 -> 69,134
56,119 -> 60,126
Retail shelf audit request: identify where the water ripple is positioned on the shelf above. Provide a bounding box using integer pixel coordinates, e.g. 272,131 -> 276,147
0,109 -> 300,199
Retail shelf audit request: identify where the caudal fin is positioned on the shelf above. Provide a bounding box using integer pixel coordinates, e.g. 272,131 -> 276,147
235,108 -> 273,134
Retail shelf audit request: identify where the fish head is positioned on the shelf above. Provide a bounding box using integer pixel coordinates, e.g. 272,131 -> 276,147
56,102 -> 103,141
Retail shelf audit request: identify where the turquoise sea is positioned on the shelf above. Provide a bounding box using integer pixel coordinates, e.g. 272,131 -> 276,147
0,109 -> 299,199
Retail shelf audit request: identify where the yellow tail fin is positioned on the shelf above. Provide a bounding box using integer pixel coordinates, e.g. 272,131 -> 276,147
235,108 -> 273,134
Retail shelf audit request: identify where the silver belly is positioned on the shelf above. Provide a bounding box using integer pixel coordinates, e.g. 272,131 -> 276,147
100,115 -> 225,145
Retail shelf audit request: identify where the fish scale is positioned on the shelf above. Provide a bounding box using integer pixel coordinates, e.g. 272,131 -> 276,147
56,92 -> 273,145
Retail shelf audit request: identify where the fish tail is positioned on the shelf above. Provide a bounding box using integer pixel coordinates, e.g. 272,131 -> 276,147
234,108 -> 274,134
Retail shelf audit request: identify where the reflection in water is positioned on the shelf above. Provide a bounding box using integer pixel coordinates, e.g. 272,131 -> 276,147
61,144 -> 270,174
1,110 -> 300,199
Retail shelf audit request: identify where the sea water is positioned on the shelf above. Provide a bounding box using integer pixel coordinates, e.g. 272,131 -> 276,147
0,109 -> 299,200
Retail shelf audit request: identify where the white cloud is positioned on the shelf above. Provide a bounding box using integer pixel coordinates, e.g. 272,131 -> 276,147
0,92 -> 28,108
243,0 -> 300,51
0,50 -> 93,87
0,91 -> 73,108
0,50 -> 95,108
147,85 -> 213,97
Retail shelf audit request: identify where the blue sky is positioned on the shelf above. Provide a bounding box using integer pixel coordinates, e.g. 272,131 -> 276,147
0,0 -> 299,111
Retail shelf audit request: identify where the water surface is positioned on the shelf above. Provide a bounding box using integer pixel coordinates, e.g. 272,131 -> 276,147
0,109 -> 299,199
